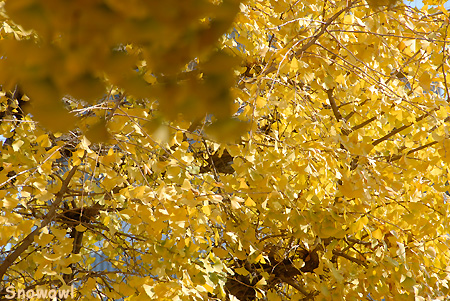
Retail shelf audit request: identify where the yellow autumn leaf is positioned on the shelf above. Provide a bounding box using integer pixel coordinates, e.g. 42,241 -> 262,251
75,224 -> 87,232
353,216 -> 369,233
235,266 -> 250,276
372,228 -> 384,240
419,72 -> 432,90
245,197 -> 256,206
290,57 -> 299,73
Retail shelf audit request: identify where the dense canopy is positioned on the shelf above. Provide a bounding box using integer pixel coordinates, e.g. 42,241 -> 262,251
1,0 -> 450,300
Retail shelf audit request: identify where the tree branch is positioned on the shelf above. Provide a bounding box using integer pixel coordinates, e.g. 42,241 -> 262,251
0,165 -> 79,281
262,0 -> 359,76
386,141 -> 438,162
372,109 -> 435,146
332,250 -> 367,267
326,88 -> 344,122
294,1 -> 359,57
352,114 -> 383,132
278,275 -> 317,300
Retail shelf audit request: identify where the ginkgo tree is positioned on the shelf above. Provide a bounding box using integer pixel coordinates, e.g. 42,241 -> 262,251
1,0 -> 450,300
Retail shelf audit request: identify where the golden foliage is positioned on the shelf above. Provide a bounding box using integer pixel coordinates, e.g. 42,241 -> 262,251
1,0 -> 450,300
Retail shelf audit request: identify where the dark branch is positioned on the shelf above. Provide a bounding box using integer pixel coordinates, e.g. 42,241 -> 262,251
326,88 -> 344,122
